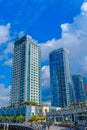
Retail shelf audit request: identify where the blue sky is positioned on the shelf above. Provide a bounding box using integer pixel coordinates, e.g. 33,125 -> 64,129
0,0 -> 87,106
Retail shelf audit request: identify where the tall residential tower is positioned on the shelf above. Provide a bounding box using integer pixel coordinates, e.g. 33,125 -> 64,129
49,48 -> 75,108
11,35 -> 41,105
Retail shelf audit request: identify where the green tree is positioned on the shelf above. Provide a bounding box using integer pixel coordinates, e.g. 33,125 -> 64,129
6,116 -> 15,122
29,115 -> 46,121
16,115 -> 24,122
24,101 -> 38,106
0,116 -> 5,122
29,115 -> 38,121
40,116 -> 46,120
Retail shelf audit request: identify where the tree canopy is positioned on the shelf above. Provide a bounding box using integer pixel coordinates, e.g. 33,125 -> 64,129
24,101 -> 38,106
29,115 -> 46,121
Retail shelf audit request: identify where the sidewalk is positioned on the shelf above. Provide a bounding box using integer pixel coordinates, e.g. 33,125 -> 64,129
46,125 -> 69,130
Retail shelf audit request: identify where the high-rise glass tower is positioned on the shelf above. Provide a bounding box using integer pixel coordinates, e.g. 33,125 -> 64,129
11,35 -> 41,105
85,84 -> 87,100
72,75 -> 86,103
49,48 -> 75,108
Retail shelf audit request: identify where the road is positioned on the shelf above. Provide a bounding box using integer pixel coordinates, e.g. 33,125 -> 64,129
47,126 -> 70,130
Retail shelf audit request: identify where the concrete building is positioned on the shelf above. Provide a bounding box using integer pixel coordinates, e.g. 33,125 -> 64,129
72,75 -> 86,103
11,35 -> 41,106
49,48 -> 75,108
38,106 -> 49,116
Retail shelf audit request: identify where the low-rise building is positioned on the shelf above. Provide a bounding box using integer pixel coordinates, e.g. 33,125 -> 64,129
0,105 -> 38,122
38,106 -> 49,116
49,107 -> 61,112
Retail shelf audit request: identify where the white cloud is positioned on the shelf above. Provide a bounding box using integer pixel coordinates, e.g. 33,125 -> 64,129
0,23 -> 13,66
0,24 -> 25,66
42,101 -> 51,106
81,2 -> 87,13
0,55 -> 8,62
42,66 -> 50,79
4,58 -> 12,66
0,23 -> 11,44
0,84 -> 10,107
18,31 -> 25,38
42,66 -> 50,88
81,56 -> 87,73
61,23 -> 69,32
41,1 -> 87,77
0,42 -> 13,66
4,42 -> 14,55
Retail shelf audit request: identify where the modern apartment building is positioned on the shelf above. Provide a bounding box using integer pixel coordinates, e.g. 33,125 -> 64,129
11,35 -> 41,105
72,75 -> 86,103
49,48 -> 75,108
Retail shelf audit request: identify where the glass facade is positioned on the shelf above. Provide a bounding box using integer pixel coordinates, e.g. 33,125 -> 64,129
49,48 -> 75,108
85,84 -> 87,100
0,105 -> 38,122
72,75 -> 86,103
11,35 -> 41,105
